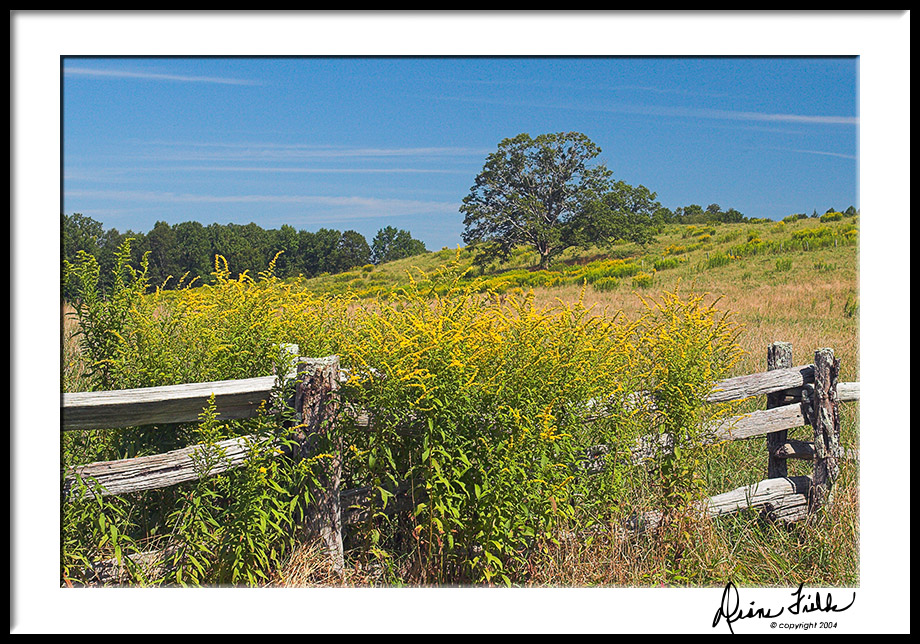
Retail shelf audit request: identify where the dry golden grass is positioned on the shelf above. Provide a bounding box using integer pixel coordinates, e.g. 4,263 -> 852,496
270,539 -> 347,587
271,537 -> 389,588
529,263 -> 858,382
61,302 -> 88,391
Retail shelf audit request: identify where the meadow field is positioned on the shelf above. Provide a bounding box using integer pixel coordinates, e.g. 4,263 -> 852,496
61,214 -> 860,588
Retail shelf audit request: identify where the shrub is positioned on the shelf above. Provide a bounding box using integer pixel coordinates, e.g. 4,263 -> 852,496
653,257 -> 680,271
632,272 -> 655,288
693,227 -> 716,238
592,276 -> 619,291
718,230 -> 743,244
706,252 -> 732,269
340,279 -> 742,584
581,260 -> 641,283
63,245 -> 350,584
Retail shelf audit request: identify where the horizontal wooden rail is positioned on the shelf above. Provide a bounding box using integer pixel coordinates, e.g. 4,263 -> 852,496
630,475 -> 813,531
62,376 -> 278,431
712,402 -> 809,441
60,359 -> 371,432
64,435 -> 270,500
705,365 -> 815,403
706,365 -> 855,404
706,476 -> 811,518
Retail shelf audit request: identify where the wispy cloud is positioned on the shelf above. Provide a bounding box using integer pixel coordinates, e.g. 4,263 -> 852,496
174,166 -> 471,175
608,84 -> 737,99
64,66 -> 261,86
450,78 -> 737,100
699,123 -> 810,136
592,100 -> 859,126
766,147 -> 858,160
65,165 -> 470,180
65,189 -> 460,217
682,106 -> 857,126
137,141 -> 490,163
427,94 -> 858,126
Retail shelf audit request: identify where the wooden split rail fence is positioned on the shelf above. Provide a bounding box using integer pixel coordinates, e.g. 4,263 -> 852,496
62,341 -> 859,575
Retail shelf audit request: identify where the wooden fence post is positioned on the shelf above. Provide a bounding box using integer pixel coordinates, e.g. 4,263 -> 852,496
808,348 -> 841,514
295,355 -> 345,576
766,341 -> 794,479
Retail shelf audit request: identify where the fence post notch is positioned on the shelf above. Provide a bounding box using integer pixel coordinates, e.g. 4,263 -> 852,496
766,341 -> 793,479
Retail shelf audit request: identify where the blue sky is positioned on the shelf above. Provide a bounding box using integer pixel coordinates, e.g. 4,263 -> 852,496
62,56 -> 859,251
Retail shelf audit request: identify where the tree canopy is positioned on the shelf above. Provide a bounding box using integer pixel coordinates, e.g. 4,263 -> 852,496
461,132 -> 667,268
579,180 -> 662,247
370,226 -> 427,265
460,132 -> 612,269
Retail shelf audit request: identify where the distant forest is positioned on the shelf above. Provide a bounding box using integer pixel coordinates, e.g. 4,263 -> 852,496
61,214 -> 426,300
61,202 -> 856,301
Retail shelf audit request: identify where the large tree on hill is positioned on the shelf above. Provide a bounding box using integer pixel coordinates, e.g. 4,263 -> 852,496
460,132 -> 614,270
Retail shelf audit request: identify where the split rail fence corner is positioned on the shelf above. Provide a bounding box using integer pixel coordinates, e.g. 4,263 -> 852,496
61,341 -> 859,579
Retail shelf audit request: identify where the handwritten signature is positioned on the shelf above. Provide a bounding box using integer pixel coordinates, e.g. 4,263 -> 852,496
712,581 -> 856,634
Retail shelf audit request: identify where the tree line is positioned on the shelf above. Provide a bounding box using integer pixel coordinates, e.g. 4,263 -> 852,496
61,214 -> 426,300
459,132 -> 857,269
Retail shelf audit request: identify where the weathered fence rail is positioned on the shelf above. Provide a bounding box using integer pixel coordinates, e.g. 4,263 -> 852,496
67,435 -> 260,499
62,342 -> 858,580
62,376 -> 279,431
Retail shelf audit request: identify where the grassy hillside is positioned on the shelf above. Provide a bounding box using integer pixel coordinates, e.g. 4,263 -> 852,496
61,215 -> 860,589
